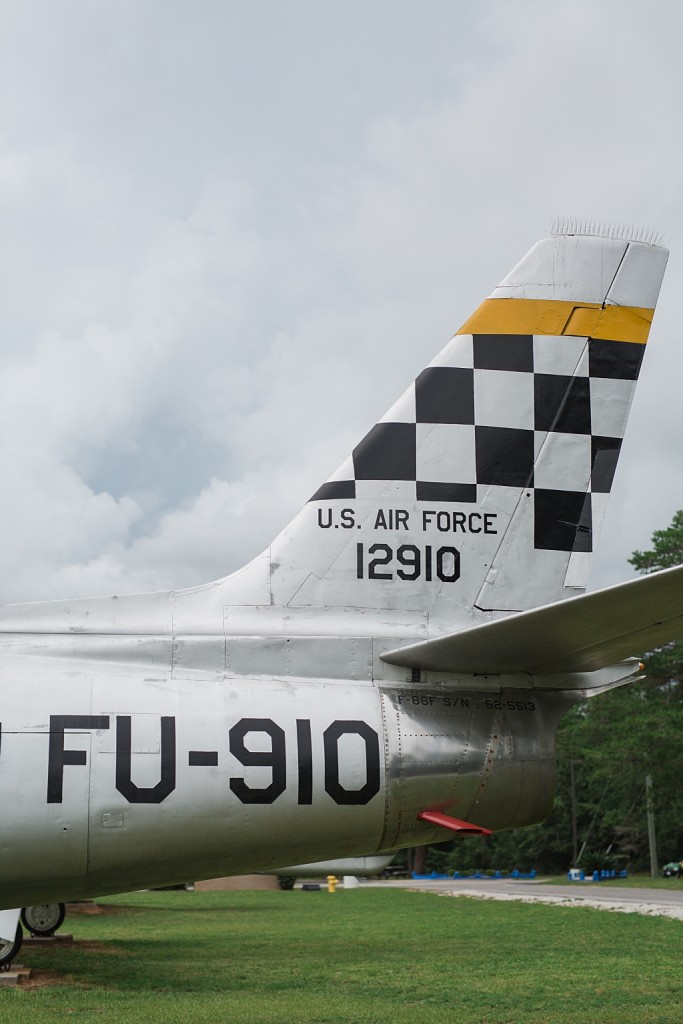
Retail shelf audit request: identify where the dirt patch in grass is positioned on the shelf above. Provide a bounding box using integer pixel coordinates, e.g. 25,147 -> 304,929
67,902 -> 130,916
72,940 -> 130,955
19,968 -> 76,989
17,941 -> 130,988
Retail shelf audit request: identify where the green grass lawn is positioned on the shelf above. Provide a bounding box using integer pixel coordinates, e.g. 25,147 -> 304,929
2,889 -> 681,1024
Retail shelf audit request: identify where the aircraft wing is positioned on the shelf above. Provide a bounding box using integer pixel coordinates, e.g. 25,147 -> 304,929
380,564 -> 683,675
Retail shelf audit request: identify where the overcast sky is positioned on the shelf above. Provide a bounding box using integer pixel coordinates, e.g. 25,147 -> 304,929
0,0 -> 681,604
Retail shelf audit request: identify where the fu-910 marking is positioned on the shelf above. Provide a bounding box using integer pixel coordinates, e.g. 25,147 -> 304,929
44,714 -> 381,807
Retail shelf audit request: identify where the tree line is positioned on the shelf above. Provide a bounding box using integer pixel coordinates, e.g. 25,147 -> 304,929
414,511 -> 683,876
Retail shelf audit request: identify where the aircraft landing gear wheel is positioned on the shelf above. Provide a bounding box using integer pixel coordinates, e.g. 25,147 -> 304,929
0,923 -> 23,970
21,903 -> 65,937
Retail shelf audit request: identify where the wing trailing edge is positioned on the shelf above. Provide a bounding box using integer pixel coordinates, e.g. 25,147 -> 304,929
380,564 -> 683,675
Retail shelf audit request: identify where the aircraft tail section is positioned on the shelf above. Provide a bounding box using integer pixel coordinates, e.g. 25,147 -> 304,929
259,224 -> 668,629
0,226 -> 667,642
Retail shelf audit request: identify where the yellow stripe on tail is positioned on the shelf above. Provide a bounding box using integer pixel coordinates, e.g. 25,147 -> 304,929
458,298 -> 653,344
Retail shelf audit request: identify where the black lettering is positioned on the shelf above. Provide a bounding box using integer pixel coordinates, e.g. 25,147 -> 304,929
340,509 -> 355,529
422,510 -> 435,530
395,510 -> 409,530
229,718 -> 286,804
436,511 -> 450,532
484,513 -> 497,534
317,508 -> 333,528
47,715 -> 109,804
396,544 -> 420,580
356,542 -> 462,583
188,750 -> 218,766
374,509 -> 388,529
296,719 -> 313,805
452,512 -> 467,531
323,721 -> 380,805
468,513 -> 482,533
368,543 -> 392,580
436,546 -> 460,583
115,716 -> 176,804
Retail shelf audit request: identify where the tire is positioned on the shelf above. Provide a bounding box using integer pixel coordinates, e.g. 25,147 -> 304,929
20,903 -> 66,937
0,923 -> 23,969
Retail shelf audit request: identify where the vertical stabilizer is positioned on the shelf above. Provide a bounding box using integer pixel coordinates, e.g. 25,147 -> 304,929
232,227 -> 668,631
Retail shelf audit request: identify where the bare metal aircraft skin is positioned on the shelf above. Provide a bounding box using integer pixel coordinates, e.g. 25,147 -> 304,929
1,223 -> 681,924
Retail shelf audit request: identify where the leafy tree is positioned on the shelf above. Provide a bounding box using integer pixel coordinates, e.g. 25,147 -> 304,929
422,511 -> 683,876
629,509 -> 683,573
553,512 -> 683,870
629,509 -> 683,698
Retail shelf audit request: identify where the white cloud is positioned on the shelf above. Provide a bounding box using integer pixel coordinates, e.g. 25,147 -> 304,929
0,0 -> 681,603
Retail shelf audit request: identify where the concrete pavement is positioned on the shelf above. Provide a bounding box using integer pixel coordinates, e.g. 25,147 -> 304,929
365,877 -> 683,919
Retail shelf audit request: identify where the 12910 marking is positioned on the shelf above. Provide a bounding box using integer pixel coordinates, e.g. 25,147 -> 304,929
356,542 -> 460,583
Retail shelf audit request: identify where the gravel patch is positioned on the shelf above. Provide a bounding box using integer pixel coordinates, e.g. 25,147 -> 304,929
431,888 -> 683,920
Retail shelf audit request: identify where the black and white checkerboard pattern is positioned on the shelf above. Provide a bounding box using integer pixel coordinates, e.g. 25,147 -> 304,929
310,332 -> 644,553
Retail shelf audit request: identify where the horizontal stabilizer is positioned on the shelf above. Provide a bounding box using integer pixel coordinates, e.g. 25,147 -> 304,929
381,564 -> 683,675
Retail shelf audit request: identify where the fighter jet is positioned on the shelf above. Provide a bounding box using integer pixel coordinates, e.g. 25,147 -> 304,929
1,222 -> 681,962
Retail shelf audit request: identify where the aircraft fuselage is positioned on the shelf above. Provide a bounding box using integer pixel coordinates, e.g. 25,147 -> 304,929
0,634 -> 565,909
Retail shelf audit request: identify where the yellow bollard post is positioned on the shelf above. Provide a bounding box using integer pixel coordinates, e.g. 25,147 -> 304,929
327,875 -> 339,893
